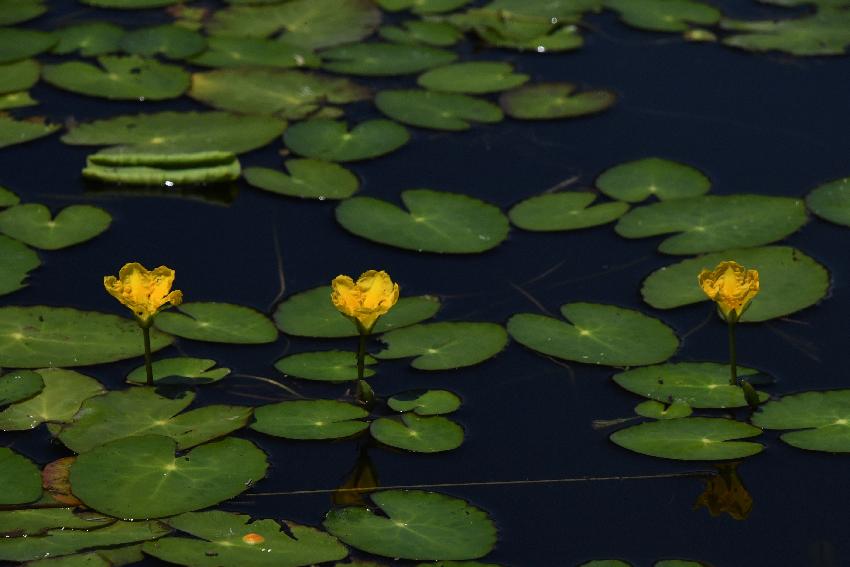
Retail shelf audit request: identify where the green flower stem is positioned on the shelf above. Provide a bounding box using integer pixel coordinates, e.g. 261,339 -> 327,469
355,323 -> 374,408
727,318 -> 737,386
141,323 -> 154,387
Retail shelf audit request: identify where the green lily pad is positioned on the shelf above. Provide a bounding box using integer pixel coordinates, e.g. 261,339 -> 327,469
26,554 -> 111,566
322,43 -> 457,76
508,303 -> 679,366
603,0 -> 721,32
83,150 -> 241,186
0,59 -> 39,94
0,235 -> 39,297
274,286 -> 440,338
336,189 -> 510,253
0,0 -> 45,25
377,0 -> 472,13
634,400 -> 693,420
0,509 -> 113,537
0,204 -> 110,250
453,11 -> 585,52
52,22 -> 123,57
274,350 -> 376,382
641,246 -> 829,321
615,195 -> 808,255
119,25 -> 206,60
0,368 -> 104,431
596,158 -> 711,203
154,302 -> 278,344
614,363 -> 767,409
611,417 -> 763,460
0,91 -> 37,110
42,56 -> 190,101
144,510 -> 348,567
0,306 -> 173,368
0,448 -> 41,505
375,89 -> 503,131
71,435 -> 268,519
81,0 -> 179,7
0,369 -> 43,406
388,390 -> 461,415
375,322 -> 507,370
371,414 -> 463,452
509,192 -> 629,231
0,115 -> 59,149
752,390 -> 850,452
0,186 -> 19,206
324,490 -> 496,560
251,400 -> 368,440
500,82 -> 616,119
57,389 -> 251,453
284,119 -> 409,162
806,177 -> 850,227
722,10 -> 850,56
190,36 -> 320,69
418,62 -> 529,94
127,357 -> 230,385
0,28 -> 56,64
380,20 -> 462,47
244,159 -> 358,200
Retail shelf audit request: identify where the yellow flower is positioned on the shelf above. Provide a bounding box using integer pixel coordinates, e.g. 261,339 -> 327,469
698,261 -> 759,321
331,270 -> 399,332
103,262 -> 183,325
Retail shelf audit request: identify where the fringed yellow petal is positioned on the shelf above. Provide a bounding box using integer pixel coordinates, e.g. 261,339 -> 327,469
330,270 -> 399,332
103,262 -> 183,324
698,260 -> 760,321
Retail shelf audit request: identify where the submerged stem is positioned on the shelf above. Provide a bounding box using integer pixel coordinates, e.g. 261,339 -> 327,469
141,324 -> 154,387
728,319 -> 737,386
355,325 -> 374,408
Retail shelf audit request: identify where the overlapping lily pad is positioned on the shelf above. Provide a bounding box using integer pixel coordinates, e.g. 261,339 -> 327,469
634,400 -> 693,420
806,177 -> 850,227
752,390 -> 850,452
371,414 -> 463,452
0,91 -> 36,111
190,36 -> 320,69
375,90 -> 503,131
83,150 -> 241,186
0,448 -> 41,505
389,390 -> 461,415
508,303 -> 678,366
641,246 -> 829,321
722,10 -> 850,56
127,357 -> 230,385
324,490 -> 496,560
0,115 -> 60,149
499,83 -> 616,119
380,20 -> 463,46
0,204 -> 111,250
0,28 -> 56,64
378,0 -> 473,13
154,302 -> 277,344
284,119 -> 409,162
418,62 -> 529,94
0,369 -> 42,406
603,0 -> 721,32
119,25 -> 206,60
0,0 -> 46,26
52,22 -> 123,57
509,192 -> 629,231
610,418 -> 764,460
322,43 -> 457,76
0,59 -> 39,94
0,509 -> 113,537
0,234 -> 39,297
251,400 -> 368,440
0,368 -> 104,431
375,322 -> 507,369
336,189 -> 510,253
596,158 -> 711,202
274,350 -> 376,382
244,159 -> 358,200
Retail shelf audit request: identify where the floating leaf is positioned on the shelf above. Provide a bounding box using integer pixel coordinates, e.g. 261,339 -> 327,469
0,368 -> 104,431
603,0 -> 721,32
190,36 -> 320,69
0,186 -> 18,206
41,457 -> 81,507
371,414 -> 463,452
284,119 -> 409,162
0,0 -> 46,26
641,246 -> 828,321
635,400 -> 693,420
27,553 -> 111,566
336,189 -> 510,253
0,204 -> 110,250
0,370 -> 43,406
0,234 -> 39,297
418,62 -> 529,94
722,10 -> 850,56
0,59 -> 39,94
127,357 -> 230,385
0,509 -> 113,537
274,350 -> 376,382
274,286 -> 440,337
144,511 -> 348,567
508,303 -> 678,366
80,0 -> 179,7
500,82 -> 615,119
154,302 -> 278,344
0,448 -> 41,505
0,91 -> 37,110
52,22 -> 123,57
83,150 -> 241,186
377,0 -> 472,14
244,159 -> 358,200
596,158 -> 711,203
388,390 -> 461,416
375,89 -> 503,131
324,490 -> 496,560
614,363 -> 767,409
0,115 -> 59,149
375,322 -> 507,369
380,21 -> 462,47
251,400 -> 368,440
610,418 -> 763,460
119,25 -> 206,60
0,28 -> 56,64
806,177 -> 850,227
322,43 -> 457,76
509,192 -> 629,231
752,390 -> 850,452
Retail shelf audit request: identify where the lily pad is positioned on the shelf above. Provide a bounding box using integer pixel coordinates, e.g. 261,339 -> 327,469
806,177 -> 850,227
274,286 -> 440,337
603,0 -> 721,32
375,90 -> 503,131
190,36 -> 320,69
0,91 -> 37,110
336,189 -> 510,253
52,22 -> 123,57
71,435 -> 268,519
610,418 -> 764,460
388,390 -> 461,415
615,195 -> 808,255
375,322 -> 507,369
722,10 -> 850,56
454,12 -> 585,52
26,554 -> 111,566
0,28 -> 56,64
0,509 -> 113,537
57,389 -> 251,453
274,350 -> 376,382
144,511 -> 348,567
634,400 -> 693,420
613,363 -> 767,409
322,43 -> 457,76
119,25 -> 206,60
80,0 -> 179,7
380,20 -> 463,46
641,246 -> 829,321
509,192 -> 629,231
0,448 -> 41,505
0,368 -> 104,431
0,115 -> 60,149
127,357 -> 230,385
244,159 -> 358,200
284,119 -> 409,162
500,83 -> 616,119
324,490 -> 496,560
371,414 -> 463,452
154,302 -> 278,344
42,56 -> 190,101
83,150 -> 241,186
0,0 -> 45,26
596,158 -> 711,203
0,306 -> 173,368
508,303 -> 679,366
0,369 -> 43,406
0,204 -> 110,250
752,390 -> 850,452
251,400 -> 368,440
0,235 -> 39,297
0,186 -> 18,206
377,0 -> 472,13
418,62 -> 529,94
0,59 -> 39,94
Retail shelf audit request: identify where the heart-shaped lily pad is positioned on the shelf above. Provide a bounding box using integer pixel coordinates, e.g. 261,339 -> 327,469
274,350 -> 376,382
322,43 -> 457,76
378,0 -> 472,13
0,28 -> 56,64
251,400 -> 368,440
634,400 -> 693,420
752,390 -> 850,452
388,390 -> 461,415
83,150 -> 241,186
722,10 -> 850,56
52,22 -> 124,57
244,159 -> 358,200
154,302 -> 278,344
324,490 -> 496,560
641,246 -> 829,321
0,370 -> 43,406
0,0 -> 46,26
370,414 -> 463,452
508,303 -> 679,366
604,0 -> 721,32
499,83 -> 616,120
611,418 -> 764,460
190,36 -> 320,69
0,115 -> 60,149
336,189 -> 510,253
380,20 -> 463,46
144,510 -> 348,567
0,234 -> 39,297
615,195 -> 808,255
509,192 -> 629,231
71,435 -> 268,519
0,59 -> 39,94
0,448 -> 42,505
806,177 -> 850,227
418,62 -> 529,94
0,509 -> 113,537
375,90 -> 503,131
0,368 -> 104,431
595,158 -> 711,202
119,25 -> 206,60
127,357 -> 230,385
274,286 -> 440,337
375,322 -> 507,370
0,204 -> 111,250
284,119 -> 410,162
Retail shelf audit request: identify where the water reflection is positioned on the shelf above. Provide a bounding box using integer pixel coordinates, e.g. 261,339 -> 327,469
83,181 -> 239,206
693,462 -> 752,521
332,447 -> 378,508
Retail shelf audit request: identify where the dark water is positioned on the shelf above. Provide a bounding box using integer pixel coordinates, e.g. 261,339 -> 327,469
2,1 -> 850,565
